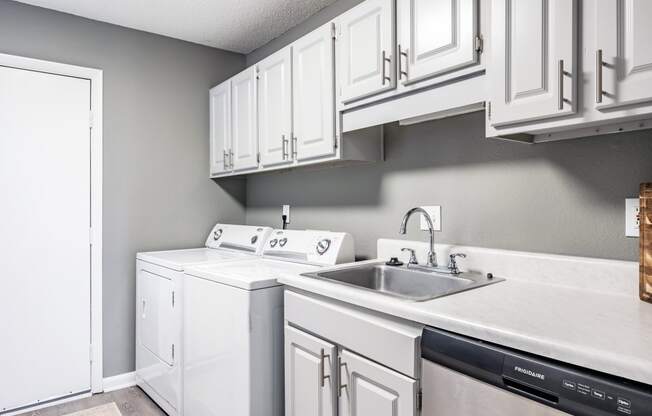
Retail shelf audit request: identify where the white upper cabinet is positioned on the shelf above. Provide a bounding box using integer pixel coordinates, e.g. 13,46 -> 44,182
292,23 -> 337,161
231,67 -> 259,171
337,0 -> 396,103
285,326 -> 337,416
257,47 -> 293,167
397,0 -> 479,85
338,349 -> 418,416
595,0 -> 652,110
489,0 -> 578,127
209,81 -> 232,175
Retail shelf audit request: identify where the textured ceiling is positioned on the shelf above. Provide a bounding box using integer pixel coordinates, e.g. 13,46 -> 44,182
14,0 -> 338,53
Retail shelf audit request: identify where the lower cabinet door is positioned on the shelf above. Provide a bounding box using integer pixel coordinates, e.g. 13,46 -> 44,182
285,325 -> 337,416
339,349 -> 418,416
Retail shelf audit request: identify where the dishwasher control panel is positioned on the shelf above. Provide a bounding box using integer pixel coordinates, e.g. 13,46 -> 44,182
421,327 -> 652,416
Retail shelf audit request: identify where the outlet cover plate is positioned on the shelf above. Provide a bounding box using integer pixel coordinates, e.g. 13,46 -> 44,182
420,206 -> 442,231
282,205 -> 290,223
626,198 -> 640,238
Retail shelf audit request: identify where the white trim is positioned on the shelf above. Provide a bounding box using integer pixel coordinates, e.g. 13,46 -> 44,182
0,53 -> 104,393
103,372 -> 137,393
0,393 -> 93,416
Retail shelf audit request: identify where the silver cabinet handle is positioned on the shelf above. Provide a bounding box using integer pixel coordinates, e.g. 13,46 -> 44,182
292,136 -> 298,159
398,44 -> 408,80
558,59 -> 565,110
596,49 -> 603,104
223,150 -> 229,170
320,349 -> 330,388
282,134 -> 288,160
338,356 -> 347,397
229,149 -> 234,169
381,50 -> 392,85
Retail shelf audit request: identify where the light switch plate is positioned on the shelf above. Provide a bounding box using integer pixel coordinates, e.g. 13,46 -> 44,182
626,198 -> 640,238
420,206 -> 442,231
282,205 -> 291,223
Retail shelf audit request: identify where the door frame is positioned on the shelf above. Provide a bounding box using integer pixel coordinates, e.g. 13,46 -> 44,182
0,52 -> 104,393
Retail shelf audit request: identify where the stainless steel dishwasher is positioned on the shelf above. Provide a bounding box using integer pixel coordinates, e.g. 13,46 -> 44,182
421,327 -> 652,416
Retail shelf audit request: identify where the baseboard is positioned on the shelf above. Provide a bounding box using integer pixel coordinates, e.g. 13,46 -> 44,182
103,371 -> 137,393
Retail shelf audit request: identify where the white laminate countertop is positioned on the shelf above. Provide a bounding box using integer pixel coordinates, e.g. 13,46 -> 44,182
278,241 -> 652,386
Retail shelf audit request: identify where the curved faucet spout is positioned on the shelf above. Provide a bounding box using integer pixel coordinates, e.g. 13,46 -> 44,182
399,207 -> 437,267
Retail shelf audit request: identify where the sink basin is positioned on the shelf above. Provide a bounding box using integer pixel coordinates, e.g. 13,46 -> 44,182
301,262 -> 504,301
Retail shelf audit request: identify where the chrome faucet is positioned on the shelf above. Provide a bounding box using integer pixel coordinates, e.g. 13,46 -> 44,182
399,207 -> 437,268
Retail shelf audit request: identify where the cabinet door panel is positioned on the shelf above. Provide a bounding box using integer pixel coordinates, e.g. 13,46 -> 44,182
596,0 -> 652,109
338,0 -> 395,103
231,67 -> 258,171
258,48 -> 293,167
292,23 -> 336,162
490,0 -> 577,127
339,349 -> 417,416
397,0 -> 478,84
285,326 -> 337,416
209,81 -> 231,175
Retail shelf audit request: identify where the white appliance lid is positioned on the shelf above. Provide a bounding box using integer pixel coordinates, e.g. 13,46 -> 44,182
137,248 -> 258,271
185,259 -> 319,290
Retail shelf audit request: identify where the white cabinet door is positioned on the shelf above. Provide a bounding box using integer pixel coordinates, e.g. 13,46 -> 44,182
595,0 -> 652,110
489,0 -> 577,127
397,0 -> 479,85
285,325 -> 337,416
338,0 -> 396,103
258,47 -> 293,167
209,81 -> 232,174
339,349 -> 418,416
231,67 -> 259,171
292,23 -> 336,162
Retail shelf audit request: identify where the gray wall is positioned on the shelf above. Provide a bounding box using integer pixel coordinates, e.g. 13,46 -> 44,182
245,0 -> 652,263
0,1 -> 246,377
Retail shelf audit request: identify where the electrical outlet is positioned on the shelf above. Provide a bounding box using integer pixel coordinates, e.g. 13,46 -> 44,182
626,198 -> 640,238
420,206 -> 442,231
282,205 -> 291,224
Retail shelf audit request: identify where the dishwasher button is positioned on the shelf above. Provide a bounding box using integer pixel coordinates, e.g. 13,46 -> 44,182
591,389 -> 605,400
562,380 -> 576,390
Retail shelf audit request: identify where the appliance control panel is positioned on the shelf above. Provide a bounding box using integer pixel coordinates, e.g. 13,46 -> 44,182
205,223 -> 272,254
263,229 -> 354,266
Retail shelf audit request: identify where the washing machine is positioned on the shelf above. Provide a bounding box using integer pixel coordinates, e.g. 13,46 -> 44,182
182,229 -> 354,416
135,223 -> 272,416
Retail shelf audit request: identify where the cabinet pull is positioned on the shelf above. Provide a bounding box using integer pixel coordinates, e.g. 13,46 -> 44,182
381,50 -> 392,85
292,136 -> 298,159
398,45 -> 408,80
282,134 -> 288,160
320,349 -> 330,388
338,356 -> 347,397
596,49 -> 603,104
558,59 -> 565,110
223,150 -> 229,170
229,149 -> 234,169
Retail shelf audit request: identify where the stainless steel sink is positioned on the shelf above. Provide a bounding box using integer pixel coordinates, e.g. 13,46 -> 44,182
301,262 -> 504,301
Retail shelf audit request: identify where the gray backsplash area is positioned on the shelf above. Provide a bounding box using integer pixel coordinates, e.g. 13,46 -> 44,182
246,112 -> 652,262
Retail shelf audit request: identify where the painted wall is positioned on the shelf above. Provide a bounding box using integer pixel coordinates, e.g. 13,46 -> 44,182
0,1 -> 246,377
245,0 -> 652,262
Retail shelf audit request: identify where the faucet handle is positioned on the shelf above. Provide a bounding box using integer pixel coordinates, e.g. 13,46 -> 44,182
401,248 -> 418,265
448,253 -> 467,275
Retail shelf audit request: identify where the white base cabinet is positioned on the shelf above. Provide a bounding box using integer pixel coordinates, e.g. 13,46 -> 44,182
284,290 -> 423,416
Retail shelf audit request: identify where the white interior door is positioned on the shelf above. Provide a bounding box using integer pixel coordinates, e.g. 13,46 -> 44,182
338,0 -> 396,103
489,0 -> 577,127
339,349 -> 417,416
231,67 -> 259,171
596,0 -> 652,110
0,65 -> 92,412
292,23 -> 336,162
209,81 -> 232,174
258,47 -> 293,167
397,0 -> 479,85
285,325 -> 337,416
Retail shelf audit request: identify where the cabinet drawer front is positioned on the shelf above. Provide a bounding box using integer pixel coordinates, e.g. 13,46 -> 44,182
339,349 -> 418,416
285,290 -> 422,378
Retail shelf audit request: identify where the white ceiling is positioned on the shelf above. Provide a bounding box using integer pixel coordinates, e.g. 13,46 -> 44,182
15,0 -> 338,54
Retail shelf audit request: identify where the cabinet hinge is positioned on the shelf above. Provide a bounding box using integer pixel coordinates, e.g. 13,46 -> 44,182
417,389 -> 423,411
475,35 -> 484,54
172,291 -> 175,307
